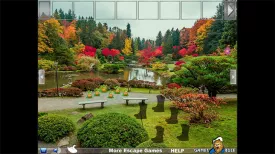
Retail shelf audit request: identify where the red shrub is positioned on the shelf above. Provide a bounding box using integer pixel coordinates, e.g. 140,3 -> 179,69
40,88 -> 83,97
71,79 -> 100,91
167,83 -> 181,89
175,61 -> 185,66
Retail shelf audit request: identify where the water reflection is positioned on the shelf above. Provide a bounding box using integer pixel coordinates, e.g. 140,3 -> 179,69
38,68 -> 168,90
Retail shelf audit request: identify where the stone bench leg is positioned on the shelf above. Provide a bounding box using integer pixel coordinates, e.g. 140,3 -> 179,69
101,102 -> 104,108
126,100 -> 129,105
82,104 -> 85,110
142,100 -> 145,104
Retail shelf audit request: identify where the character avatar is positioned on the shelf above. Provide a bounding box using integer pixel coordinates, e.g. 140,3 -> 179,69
209,137 -> 225,154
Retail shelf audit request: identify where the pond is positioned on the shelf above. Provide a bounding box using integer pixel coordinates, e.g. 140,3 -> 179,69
38,68 -> 169,90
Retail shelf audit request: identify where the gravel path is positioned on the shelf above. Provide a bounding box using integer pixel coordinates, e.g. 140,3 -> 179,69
38,92 -> 237,112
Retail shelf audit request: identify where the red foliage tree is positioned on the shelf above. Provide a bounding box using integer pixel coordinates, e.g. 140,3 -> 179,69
189,19 -> 208,43
167,83 -> 181,89
83,45 -> 96,57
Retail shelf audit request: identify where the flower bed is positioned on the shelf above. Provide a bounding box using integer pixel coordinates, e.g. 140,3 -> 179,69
39,87 -> 83,97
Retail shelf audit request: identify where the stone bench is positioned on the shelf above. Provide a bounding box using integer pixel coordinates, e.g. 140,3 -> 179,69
78,100 -> 107,109
123,98 -> 148,105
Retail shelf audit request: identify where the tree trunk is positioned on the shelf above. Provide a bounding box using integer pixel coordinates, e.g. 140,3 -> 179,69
208,90 -> 217,97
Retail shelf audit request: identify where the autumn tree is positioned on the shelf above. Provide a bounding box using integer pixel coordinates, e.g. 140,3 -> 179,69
195,19 -> 214,53
38,22 -> 53,53
122,38 -> 132,55
180,27 -> 190,48
189,19 -> 208,43
60,20 -> 77,47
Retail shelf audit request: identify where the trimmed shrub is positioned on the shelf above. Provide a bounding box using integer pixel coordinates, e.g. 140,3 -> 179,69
102,64 -> 120,74
38,114 -> 75,143
40,87 -> 83,97
38,59 -> 55,71
136,140 -> 167,148
104,79 -> 120,89
88,77 -> 105,85
71,80 -> 100,91
115,78 -> 128,87
76,56 -> 100,71
60,66 -> 77,71
128,80 -> 156,88
77,113 -> 149,148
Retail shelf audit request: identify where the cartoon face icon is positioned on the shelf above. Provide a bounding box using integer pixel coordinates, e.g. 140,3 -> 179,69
213,139 -> 224,153
209,137 -> 225,154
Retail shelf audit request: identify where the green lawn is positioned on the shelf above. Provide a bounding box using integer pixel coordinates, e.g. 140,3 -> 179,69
121,87 -> 160,94
45,98 -> 237,148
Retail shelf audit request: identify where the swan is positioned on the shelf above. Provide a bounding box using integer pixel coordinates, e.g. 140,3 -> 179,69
67,145 -> 77,153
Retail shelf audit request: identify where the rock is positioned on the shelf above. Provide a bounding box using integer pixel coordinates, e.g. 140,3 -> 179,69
77,113 -> 93,124
57,137 -> 70,147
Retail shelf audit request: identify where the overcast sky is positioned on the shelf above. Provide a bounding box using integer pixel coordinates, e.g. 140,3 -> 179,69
39,0 -> 223,40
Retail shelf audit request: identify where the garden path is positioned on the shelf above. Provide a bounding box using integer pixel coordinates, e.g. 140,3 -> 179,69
38,92 -> 237,112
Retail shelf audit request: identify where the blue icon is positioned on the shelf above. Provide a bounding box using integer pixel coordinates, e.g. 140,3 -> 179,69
53,148 -> 58,153
40,148 -> 47,153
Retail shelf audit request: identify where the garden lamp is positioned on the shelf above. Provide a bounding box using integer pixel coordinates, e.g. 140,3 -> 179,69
54,61 -> 59,96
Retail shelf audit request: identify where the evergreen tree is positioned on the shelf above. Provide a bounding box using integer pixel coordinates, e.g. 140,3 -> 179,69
103,23 -> 108,31
172,28 -> 180,46
137,37 -> 142,50
218,20 -> 237,50
58,9 -> 65,19
134,38 -> 139,53
53,9 -> 60,19
141,38 -> 146,50
97,22 -> 104,33
156,31 -> 163,46
163,35 -> 173,55
126,23 -> 131,38
203,3 -> 224,54
109,27 -> 112,32
131,38 -> 135,55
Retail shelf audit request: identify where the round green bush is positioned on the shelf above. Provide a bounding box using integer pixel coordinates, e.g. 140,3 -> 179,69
38,114 -> 75,143
136,140 -> 167,148
77,113 -> 149,148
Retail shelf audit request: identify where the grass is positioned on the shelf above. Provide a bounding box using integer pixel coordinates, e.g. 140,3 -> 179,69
120,87 -> 160,94
42,98 -> 237,148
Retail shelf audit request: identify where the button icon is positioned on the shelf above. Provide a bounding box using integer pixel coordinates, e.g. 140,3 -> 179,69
224,0 -> 236,20
53,147 -> 61,153
230,69 -> 237,85
40,148 -> 47,153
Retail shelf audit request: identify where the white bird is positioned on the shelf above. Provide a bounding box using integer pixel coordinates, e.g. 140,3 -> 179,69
67,145 -> 77,153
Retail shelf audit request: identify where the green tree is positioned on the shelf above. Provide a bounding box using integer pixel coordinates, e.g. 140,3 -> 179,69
53,9 -> 60,19
126,23 -> 131,38
134,38 -> 139,53
97,22 -> 104,33
172,56 -> 236,97
163,30 -> 173,55
156,31 -> 163,46
172,28 -> 180,46
137,37 -> 142,50
131,38 -> 135,55
58,9 -> 65,19
219,20 -> 237,50
203,3 -> 224,54
141,38 -> 145,50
